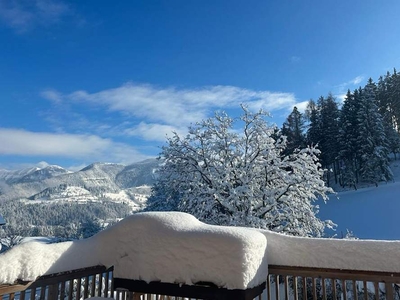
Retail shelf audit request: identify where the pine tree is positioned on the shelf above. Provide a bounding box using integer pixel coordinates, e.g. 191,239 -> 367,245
281,106 -> 306,154
305,99 -> 321,147
338,90 -> 361,188
357,79 -> 392,185
315,94 -> 340,184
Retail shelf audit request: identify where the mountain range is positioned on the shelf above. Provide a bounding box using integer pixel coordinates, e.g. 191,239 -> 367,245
0,159 -> 160,208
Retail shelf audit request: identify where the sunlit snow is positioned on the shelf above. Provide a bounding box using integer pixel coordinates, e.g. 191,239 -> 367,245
0,212 -> 268,290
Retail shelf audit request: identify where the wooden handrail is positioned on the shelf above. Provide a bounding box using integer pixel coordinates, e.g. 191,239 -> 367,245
0,265 -> 113,300
269,264 -> 400,282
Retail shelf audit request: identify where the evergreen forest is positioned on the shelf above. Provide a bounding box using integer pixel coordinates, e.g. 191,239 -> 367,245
281,69 -> 400,189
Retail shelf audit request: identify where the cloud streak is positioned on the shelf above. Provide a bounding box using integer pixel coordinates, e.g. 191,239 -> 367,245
0,128 -> 150,163
0,0 -> 70,33
48,83 -> 297,127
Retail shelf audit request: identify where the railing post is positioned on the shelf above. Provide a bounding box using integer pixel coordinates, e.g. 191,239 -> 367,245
48,284 -> 59,300
385,282 -> 394,300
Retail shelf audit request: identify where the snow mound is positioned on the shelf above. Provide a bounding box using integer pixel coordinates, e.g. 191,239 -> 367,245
0,212 -> 268,290
261,229 -> 400,272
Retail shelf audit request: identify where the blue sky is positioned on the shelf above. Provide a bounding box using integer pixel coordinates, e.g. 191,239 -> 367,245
0,0 -> 399,170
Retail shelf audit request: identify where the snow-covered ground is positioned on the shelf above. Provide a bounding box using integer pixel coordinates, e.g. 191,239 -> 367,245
318,160 -> 400,240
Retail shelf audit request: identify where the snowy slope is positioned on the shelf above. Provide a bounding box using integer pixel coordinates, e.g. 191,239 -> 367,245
318,160 -> 400,240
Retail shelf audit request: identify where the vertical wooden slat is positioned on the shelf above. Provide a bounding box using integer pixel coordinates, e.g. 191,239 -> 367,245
312,277 -> 317,300
374,282 -> 379,300
133,293 -> 141,300
363,281 -> 368,300
353,280 -> 358,300
48,284 -> 59,300
20,290 -> 26,300
104,270 -> 110,297
67,280 -> 73,300
98,273 -> 103,297
9,293 -> 15,300
294,276 -> 299,300
39,286 -> 46,300
303,277 -> 307,300
76,278 -> 82,300
83,276 -> 89,299
322,278 -> 327,300
284,276 -> 289,300
342,280 -> 348,300
59,281 -> 65,300
332,279 -> 337,300
90,275 -> 96,297
275,275 -> 280,300
386,282 -> 394,300
267,274 -> 271,300
30,288 -> 37,300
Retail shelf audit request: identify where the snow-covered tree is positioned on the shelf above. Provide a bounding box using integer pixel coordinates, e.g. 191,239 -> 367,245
281,106 -> 306,154
338,89 -> 363,187
147,106 -> 334,237
357,79 -> 392,185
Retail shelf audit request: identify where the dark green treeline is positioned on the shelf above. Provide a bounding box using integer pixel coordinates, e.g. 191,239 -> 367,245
282,69 -> 400,189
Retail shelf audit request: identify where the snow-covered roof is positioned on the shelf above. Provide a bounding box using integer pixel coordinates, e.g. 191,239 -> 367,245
0,212 -> 268,289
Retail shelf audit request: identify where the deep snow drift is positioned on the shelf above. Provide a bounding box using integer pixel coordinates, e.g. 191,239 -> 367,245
2,212 -> 400,290
0,212 -> 268,290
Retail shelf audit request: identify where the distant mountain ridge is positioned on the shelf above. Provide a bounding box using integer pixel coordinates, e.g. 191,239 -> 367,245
0,159 -> 160,205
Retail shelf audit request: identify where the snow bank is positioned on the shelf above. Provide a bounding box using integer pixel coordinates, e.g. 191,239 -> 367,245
261,229 -> 400,272
0,212 -> 268,290
3,212 -> 400,291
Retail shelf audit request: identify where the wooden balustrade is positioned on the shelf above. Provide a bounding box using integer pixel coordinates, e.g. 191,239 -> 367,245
1,264 -> 400,300
0,266 -> 113,300
266,265 -> 400,300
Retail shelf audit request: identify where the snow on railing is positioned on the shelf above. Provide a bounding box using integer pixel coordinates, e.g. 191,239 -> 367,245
2,212 -> 400,299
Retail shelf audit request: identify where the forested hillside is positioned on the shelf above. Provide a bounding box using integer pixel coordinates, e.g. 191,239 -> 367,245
0,159 -> 159,250
282,69 -> 400,189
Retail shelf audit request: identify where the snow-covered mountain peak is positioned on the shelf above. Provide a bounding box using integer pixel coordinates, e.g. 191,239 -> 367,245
0,158 -> 158,203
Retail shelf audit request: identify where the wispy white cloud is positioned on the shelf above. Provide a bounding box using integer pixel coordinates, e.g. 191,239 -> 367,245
290,56 -> 301,63
124,122 -> 186,142
350,76 -> 364,85
336,75 -> 365,91
41,89 -> 63,104
333,75 -> 365,102
57,83 -> 297,127
0,0 -> 70,33
0,128 -> 150,164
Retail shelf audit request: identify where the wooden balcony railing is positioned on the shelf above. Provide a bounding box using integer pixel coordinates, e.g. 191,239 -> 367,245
266,265 -> 400,300
0,266 -> 113,300
1,264 -> 400,300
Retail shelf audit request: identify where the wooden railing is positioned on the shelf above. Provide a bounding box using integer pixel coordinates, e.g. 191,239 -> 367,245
266,265 -> 400,300
1,265 -> 400,300
0,266 -> 113,300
